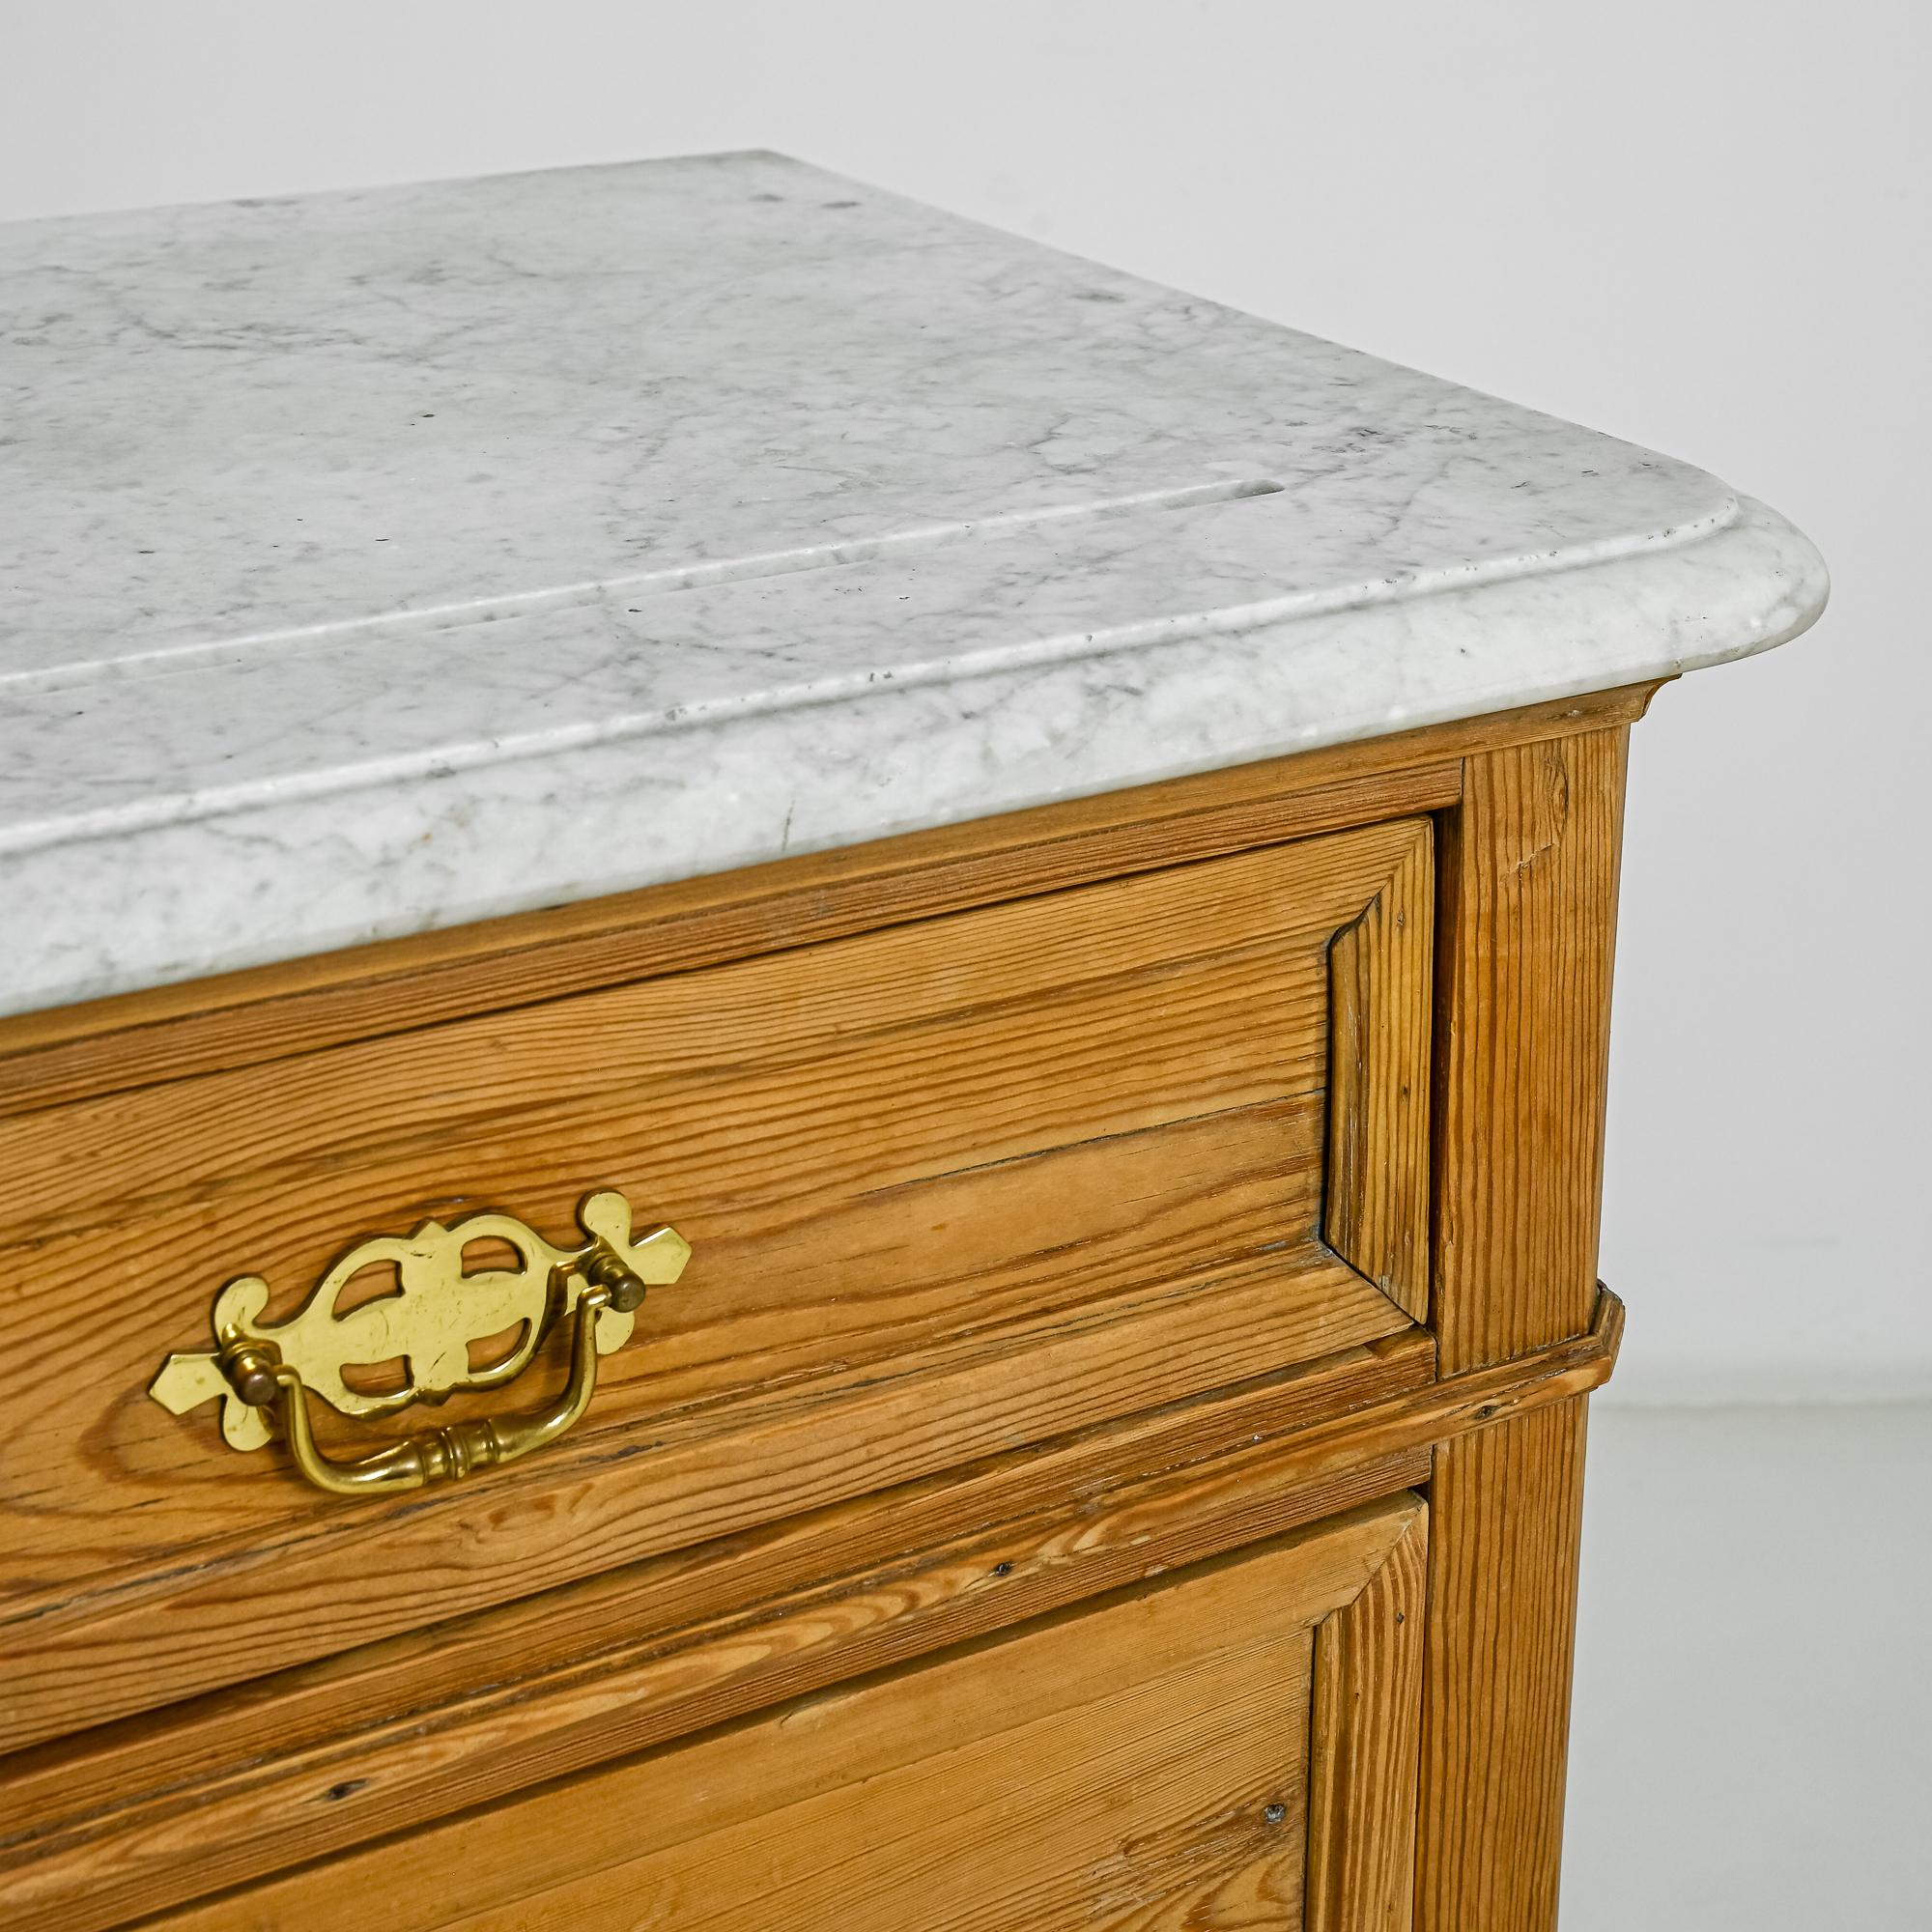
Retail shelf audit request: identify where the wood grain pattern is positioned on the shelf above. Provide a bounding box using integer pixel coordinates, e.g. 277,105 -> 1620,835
1413,1403 -> 1588,1932
400,1630 -> 1315,1932
139,1498 -> 1427,1932
1414,726 -> 1632,1932
1305,1501 -> 1428,1932
0,1293 -> 1622,1931
0,822 -> 1430,1751
1430,729 -> 1630,1371
0,684 -> 1657,1121
1324,821 -> 1434,1320
1,1339 -> 1431,1931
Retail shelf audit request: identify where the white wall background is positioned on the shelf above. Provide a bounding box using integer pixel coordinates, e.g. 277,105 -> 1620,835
5,1 -> 1924,1403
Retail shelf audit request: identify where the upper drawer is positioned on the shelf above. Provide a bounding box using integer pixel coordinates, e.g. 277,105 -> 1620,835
0,817 -> 1432,1750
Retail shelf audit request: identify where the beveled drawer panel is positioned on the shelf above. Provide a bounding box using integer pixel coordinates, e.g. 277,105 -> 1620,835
0,817 -> 1431,1748
144,1494 -> 1430,1932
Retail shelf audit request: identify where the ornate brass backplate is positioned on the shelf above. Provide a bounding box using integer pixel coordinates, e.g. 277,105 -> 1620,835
149,1189 -> 689,1494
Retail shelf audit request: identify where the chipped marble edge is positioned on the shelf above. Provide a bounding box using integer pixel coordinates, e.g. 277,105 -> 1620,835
0,495 -> 1827,1021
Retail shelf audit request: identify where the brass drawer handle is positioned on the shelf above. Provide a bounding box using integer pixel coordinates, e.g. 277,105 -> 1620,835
148,1190 -> 690,1497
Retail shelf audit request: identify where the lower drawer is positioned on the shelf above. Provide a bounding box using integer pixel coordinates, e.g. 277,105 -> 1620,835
148,1492 -> 1428,1932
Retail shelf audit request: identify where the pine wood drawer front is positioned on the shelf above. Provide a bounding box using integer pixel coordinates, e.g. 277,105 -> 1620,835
147,1494 -> 1429,1932
0,818 -> 1432,1751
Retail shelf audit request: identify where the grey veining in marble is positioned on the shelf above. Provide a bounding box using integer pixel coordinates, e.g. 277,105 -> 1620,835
0,152 -> 1827,1018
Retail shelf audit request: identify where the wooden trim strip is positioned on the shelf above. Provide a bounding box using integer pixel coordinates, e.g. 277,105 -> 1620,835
0,1291 -> 1622,1932
1415,713 -> 1634,1930
1322,822 -> 1435,1321
1305,1501 -> 1428,1932
1415,1400 -> 1589,1932
1430,728 -> 1632,1371
0,684 -> 1659,1118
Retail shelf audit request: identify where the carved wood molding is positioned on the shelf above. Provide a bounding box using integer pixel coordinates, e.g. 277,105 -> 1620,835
1322,822 -> 1434,1322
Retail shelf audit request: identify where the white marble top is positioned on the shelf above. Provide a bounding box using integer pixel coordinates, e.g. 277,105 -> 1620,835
0,152 -> 1826,1019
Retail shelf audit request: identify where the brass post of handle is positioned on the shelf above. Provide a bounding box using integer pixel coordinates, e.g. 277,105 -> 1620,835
148,1190 -> 689,1498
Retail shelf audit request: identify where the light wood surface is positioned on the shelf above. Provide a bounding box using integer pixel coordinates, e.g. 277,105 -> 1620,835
142,1496 -> 1427,1932
0,1294 -> 1620,1931
0,820 -> 1432,1750
1430,729 -> 1628,1372
1323,823 -> 1434,1321
1305,1499 -> 1428,1932
1415,1403 -> 1589,1932
1412,725 -> 1631,1932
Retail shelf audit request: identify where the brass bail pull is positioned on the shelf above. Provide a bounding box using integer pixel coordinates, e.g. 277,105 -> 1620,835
148,1190 -> 691,1498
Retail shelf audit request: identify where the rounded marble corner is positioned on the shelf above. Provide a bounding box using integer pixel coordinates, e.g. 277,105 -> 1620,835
1664,494 -> 1830,675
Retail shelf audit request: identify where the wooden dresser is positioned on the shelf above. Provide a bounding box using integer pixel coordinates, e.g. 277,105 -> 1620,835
0,155 -> 1826,1929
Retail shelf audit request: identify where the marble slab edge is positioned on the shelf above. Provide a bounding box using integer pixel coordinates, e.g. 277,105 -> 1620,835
0,495 -> 1826,1020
